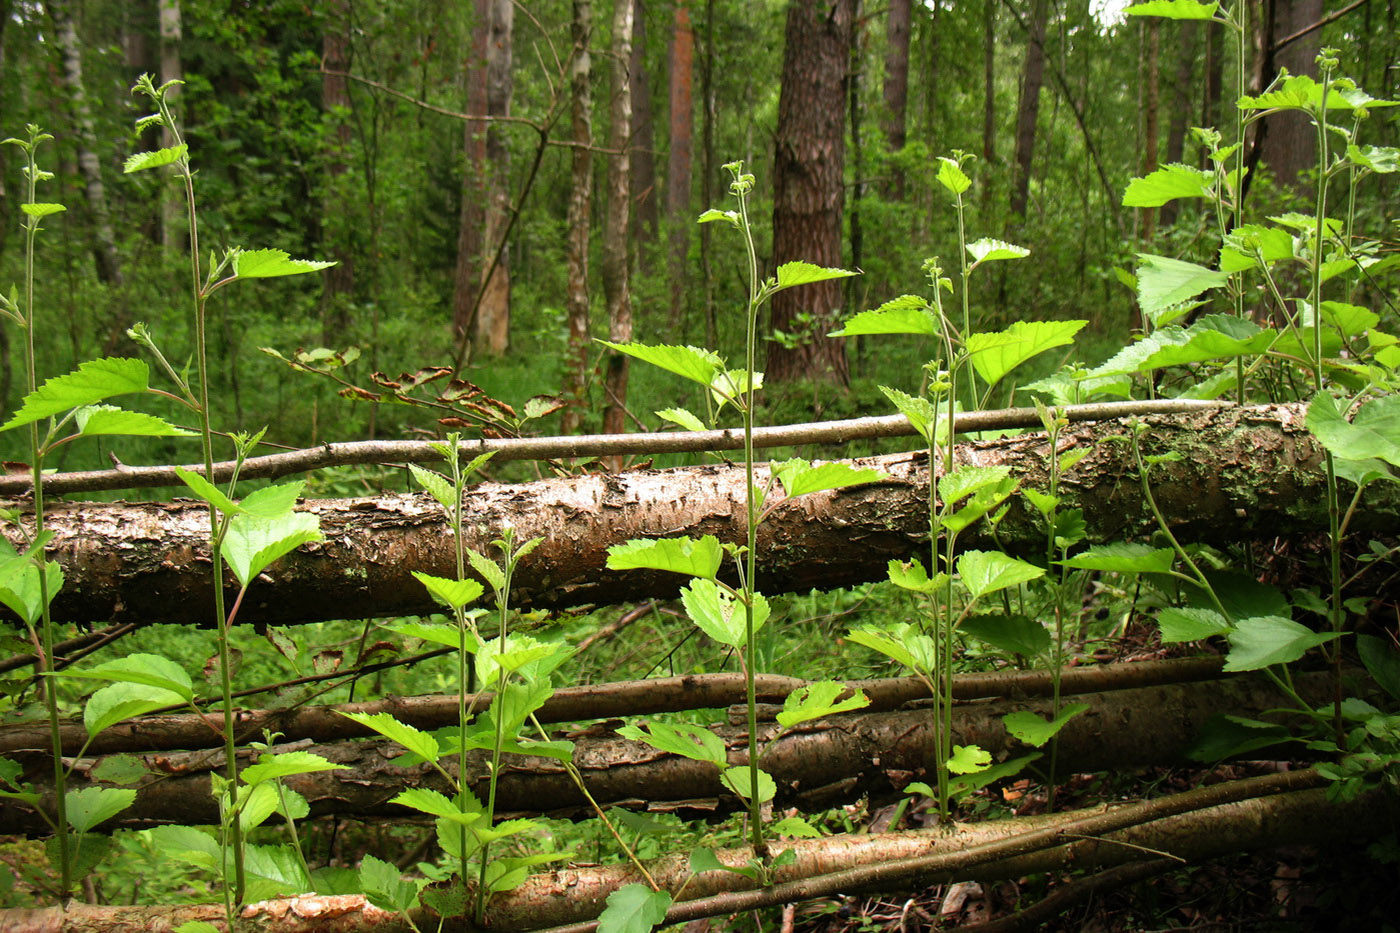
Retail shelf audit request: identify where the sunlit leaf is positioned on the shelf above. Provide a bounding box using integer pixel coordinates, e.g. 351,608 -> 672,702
776,681 -> 870,728
607,536 -> 723,580
598,342 -> 722,389
617,721 -> 728,768
2,358 -> 149,431
337,711 -> 440,763
123,144 -> 187,173
774,261 -> 858,289
946,745 -> 992,774
966,238 -> 1029,266
1122,163 -> 1213,206
224,510 -> 323,588
680,578 -> 769,647
721,765 -> 776,802
829,296 -> 936,337
240,750 -> 347,787
966,320 -> 1086,388
772,458 -> 886,498
957,550 -> 1045,600
232,248 -> 336,279
596,883 -> 673,933
1058,542 -> 1175,574
1124,0 -> 1219,20
412,571 -> 485,610
73,405 -> 196,438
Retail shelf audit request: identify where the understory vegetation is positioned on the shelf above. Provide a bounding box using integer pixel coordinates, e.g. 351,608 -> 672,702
1,1 -> 1400,931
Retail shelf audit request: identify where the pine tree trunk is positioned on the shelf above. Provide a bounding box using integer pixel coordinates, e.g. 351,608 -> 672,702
881,0 -> 911,199
1010,0 -> 1049,219
768,0 -> 853,386
319,0 -> 355,342
629,0 -> 660,276
665,0 -> 695,334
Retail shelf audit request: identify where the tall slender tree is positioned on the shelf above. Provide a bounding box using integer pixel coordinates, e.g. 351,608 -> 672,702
769,0 -> 854,386
562,0 -> 595,435
320,0 -> 355,340
1011,0 -> 1049,220
601,0 -> 635,442
630,0 -> 660,274
882,0 -> 911,199
666,0 -> 695,334
159,0 -> 183,251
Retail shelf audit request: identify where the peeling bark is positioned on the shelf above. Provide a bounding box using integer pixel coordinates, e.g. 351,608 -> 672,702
0,670 -> 1338,835
0,659 -> 1227,757
7,404 -> 1397,627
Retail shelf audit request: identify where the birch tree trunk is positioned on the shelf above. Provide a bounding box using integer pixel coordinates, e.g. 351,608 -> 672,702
600,0 -> 635,448
560,0 -> 595,435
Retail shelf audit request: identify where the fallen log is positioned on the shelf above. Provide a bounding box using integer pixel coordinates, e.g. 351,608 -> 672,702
0,669 -> 1337,835
5,402 -> 1394,627
0,658 -> 1227,757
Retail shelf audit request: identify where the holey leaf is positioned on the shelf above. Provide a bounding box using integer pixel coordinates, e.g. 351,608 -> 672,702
680,578 -> 770,647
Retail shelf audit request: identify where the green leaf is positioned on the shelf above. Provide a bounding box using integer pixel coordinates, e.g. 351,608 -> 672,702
957,550 -> 1045,600
936,157 -> 971,194
1185,571 -> 1289,621
696,208 -> 739,226
596,883 -> 673,933
1223,616 -> 1339,672
337,711 -> 440,763
774,261 -> 858,289
148,825 -> 221,873
1125,0 -> 1219,19
1087,316 -> 1274,378
82,682 -> 185,739
829,295 -> 936,337
123,144 -> 187,173
598,342 -> 721,389
240,750 -> 346,787
2,358 -> 150,431
243,843 -> 311,897
408,463 -> 456,511
655,407 -> 705,431
359,854 -> 422,915
1317,301 -> 1379,338
680,578 -> 769,647
224,510 -> 323,588
0,546 -> 63,627
90,753 -> 148,786
73,405 -> 196,438
886,559 -> 945,594
607,536 -> 723,580
411,571 -> 485,610
880,385 -> 935,440
1307,392 -> 1400,466
966,320 -> 1086,389
65,786 -> 135,834
1157,607 -> 1232,643
173,922 -> 222,933
966,238 -> 1030,266
19,203 -> 66,218
1134,254 -> 1231,317
485,851 -> 574,894
617,721 -> 728,768
387,620 -> 474,650
1186,713 -> 1295,761
846,623 -> 935,676
392,787 -> 478,822
777,681 -> 870,728
946,745 -> 992,774
238,481 -> 307,520
1238,74 -> 1397,114
236,781 -> 284,832
232,249 -> 336,279
939,464 -> 1014,506
1122,163 -> 1214,206
1348,144 -> 1400,174
61,653 -> 193,701
1002,703 -> 1090,748
1219,223 -> 1296,272
721,765 -> 776,803
771,816 -> 822,838
710,368 -> 762,407
961,614 -> 1050,657
948,752 -> 1042,798
1059,543 -> 1175,574
466,547 -> 507,593
1358,634 -> 1400,701
173,467 -> 240,516
772,459 -> 886,498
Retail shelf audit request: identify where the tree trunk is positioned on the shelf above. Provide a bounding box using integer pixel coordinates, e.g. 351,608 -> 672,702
560,0 -> 595,435
1255,0 -> 1323,195
768,0 -> 853,386
451,0 -> 491,340
158,0 -> 184,253
46,0 -> 123,289
665,0 -> 695,334
629,0 -> 660,276
319,0 -> 355,342
1160,20 -> 1198,227
0,670 -> 1339,835
881,0 -> 912,199
698,0 -> 717,348
1010,0 -> 1049,220
600,0 -> 635,447
476,0 -> 514,356
982,0 -> 996,210
6,403 -> 1397,627
1139,17 -> 1160,242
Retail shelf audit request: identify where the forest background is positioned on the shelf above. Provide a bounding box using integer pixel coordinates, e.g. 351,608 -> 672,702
2,0 -> 1394,473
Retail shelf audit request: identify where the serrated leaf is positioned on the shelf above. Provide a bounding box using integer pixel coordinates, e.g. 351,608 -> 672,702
961,614 -> 1050,657
1122,163 -> 1214,206
412,571 -> 485,610
1317,301 -> 1379,338
408,463 -> 456,511
240,750 -> 347,787
82,682 -> 185,739
936,157 -> 971,194
596,883 -> 673,933
1088,316 -> 1274,378
598,342 -> 722,389
721,765 -> 776,802
771,816 -> 822,838
606,536 -> 723,580
1157,607 -> 1232,643
1186,713 -> 1295,761
73,405 -> 196,438
696,208 -> 739,225
232,249 -> 336,279
886,558 -> 945,594
485,851 -> 574,894
829,298 -> 937,337
224,510 -> 323,588
1058,542 -> 1175,574
19,203 -> 66,218
1307,391 -> 1400,466
966,320 -> 1086,389
772,459 -> 886,498
123,144 -> 187,173
90,753 -> 148,786
392,787 -> 475,821
617,720 -> 727,767
238,481 -> 306,520
359,854 -> 422,915
710,368 -> 762,407
966,238 -> 1030,265
1223,616 -> 1340,672
65,786 -> 135,834
880,385 -> 935,440
62,653 -> 193,701
173,466 -> 240,516
2,358 -> 149,431
1003,704 -> 1090,747
386,620 -> 473,650
946,744 -> 992,774
1348,144 -> 1400,173
655,407 -> 705,431
939,464 -> 1014,506
149,825 -> 221,872
0,546 -> 63,626
1134,254 -> 1231,316
1125,0 -> 1219,20
774,261 -> 858,289
846,623 -> 935,676
337,711 -> 440,763
957,550 -> 1045,600
1238,74 -> 1398,113
776,681 -> 870,728
680,578 -> 769,647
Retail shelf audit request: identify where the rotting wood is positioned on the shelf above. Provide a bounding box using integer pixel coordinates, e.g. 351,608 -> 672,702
0,669 -> 1340,835
4,403 -> 1394,627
